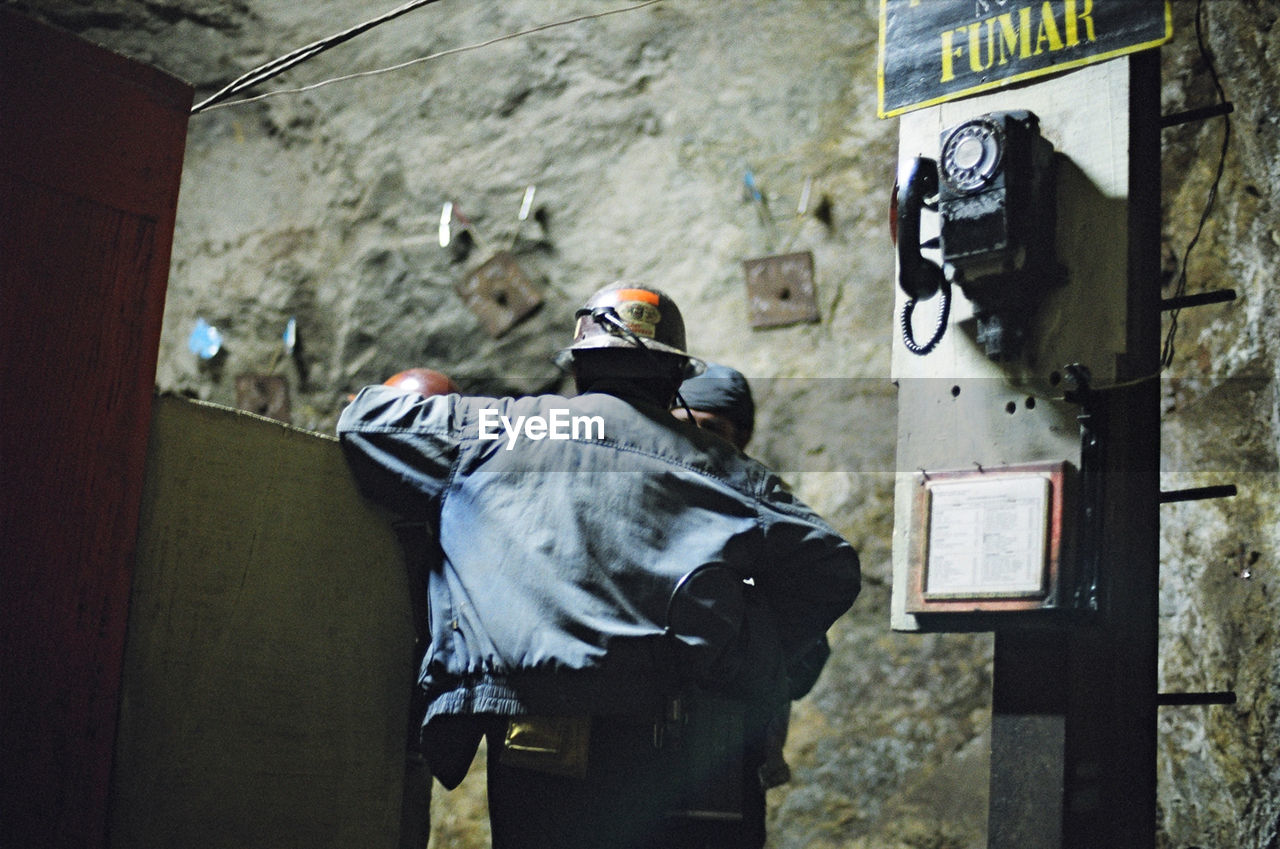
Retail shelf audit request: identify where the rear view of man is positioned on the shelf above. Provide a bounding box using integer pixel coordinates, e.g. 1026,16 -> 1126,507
337,283 -> 859,849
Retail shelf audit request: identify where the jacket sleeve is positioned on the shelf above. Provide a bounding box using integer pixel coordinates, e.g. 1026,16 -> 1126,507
335,385 -> 460,519
749,477 -> 861,664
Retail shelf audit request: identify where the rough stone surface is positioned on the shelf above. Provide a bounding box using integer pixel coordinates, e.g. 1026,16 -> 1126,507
1156,3 -> 1280,848
7,0 -> 1278,846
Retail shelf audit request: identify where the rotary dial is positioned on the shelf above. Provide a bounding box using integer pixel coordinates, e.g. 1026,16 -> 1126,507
940,118 -> 1005,193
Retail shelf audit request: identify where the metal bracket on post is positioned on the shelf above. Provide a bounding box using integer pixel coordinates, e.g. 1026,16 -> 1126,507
1160,289 -> 1236,311
1156,691 -> 1237,706
1158,484 -> 1237,503
1063,364 -> 1102,613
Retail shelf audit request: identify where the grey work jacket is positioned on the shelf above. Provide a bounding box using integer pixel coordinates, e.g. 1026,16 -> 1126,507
337,385 -> 860,726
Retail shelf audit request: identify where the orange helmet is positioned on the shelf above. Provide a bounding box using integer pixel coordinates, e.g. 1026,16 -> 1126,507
383,368 -> 461,397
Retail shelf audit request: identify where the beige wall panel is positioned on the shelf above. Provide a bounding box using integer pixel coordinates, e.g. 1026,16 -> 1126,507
111,395 -> 414,849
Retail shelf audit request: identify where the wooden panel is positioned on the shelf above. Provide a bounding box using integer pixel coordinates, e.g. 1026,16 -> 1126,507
0,10 -> 191,849
110,396 -> 414,849
890,58 -> 1133,633
887,50 -> 1162,849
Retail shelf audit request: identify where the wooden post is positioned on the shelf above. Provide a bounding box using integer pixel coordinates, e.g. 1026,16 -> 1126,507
889,51 -> 1162,847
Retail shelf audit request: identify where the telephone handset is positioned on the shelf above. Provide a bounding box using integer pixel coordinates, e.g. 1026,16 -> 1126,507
895,156 -> 950,355
896,110 -> 1060,360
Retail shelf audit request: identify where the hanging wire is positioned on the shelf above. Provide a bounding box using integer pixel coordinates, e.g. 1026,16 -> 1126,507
1160,0 -> 1231,369
193,0 -> 666,114
192,0 -> 445,113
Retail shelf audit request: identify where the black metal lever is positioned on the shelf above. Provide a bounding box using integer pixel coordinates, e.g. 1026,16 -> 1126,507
1161,289 -> 1236,311
1159,485 -> 1237,504
1156,691 -> 1237,706
1160,102 -> 1234,128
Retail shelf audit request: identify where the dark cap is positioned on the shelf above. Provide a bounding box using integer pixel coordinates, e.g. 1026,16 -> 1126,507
679,363 -> 755,445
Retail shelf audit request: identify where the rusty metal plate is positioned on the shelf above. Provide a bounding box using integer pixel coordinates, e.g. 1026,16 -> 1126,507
742,251 -> 819,328
235,374 -> 291,423
455,250 -> 543,337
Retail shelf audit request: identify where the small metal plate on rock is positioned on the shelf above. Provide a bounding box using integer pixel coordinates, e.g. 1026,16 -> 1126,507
742,251 -> 819,328
456,250 -> 543,337
235,374 -> 291,423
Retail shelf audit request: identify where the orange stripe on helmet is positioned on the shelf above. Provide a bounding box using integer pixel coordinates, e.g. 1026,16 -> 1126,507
612,288 -> 660,305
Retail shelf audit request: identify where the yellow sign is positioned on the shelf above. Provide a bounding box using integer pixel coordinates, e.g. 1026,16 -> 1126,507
878,0 -> 1173,118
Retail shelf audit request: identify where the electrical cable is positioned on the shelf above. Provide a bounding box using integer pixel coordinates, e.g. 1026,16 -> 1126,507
193,0 -> 666,114
192,0 -> 445,113
1160,0 -> 1230,369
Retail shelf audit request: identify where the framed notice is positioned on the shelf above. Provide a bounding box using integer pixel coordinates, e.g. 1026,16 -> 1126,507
907,461 -> 1073,615
878,0 -> 1172,118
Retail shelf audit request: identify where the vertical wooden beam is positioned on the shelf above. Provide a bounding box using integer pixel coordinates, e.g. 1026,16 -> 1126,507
1088,47 -> 1160,848
989,50 -> 1161,849
890,49 -> 1162,847
988,631 -> 1067,849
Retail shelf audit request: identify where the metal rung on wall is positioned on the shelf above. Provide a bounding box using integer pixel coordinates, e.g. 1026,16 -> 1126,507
1156,691 -> 1237,706
1159,102 -> 1234,128
1161,289 -> 1237,311
1158,485 -> 1237,504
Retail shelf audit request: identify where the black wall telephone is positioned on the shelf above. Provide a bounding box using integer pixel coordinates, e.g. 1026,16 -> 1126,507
896,110 -> 1061,359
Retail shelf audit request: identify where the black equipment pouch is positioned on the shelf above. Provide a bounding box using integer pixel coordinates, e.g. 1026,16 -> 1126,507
661,688 -> 745,822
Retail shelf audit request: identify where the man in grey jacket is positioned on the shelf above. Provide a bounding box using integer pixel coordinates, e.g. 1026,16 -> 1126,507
337,283 -> 859,849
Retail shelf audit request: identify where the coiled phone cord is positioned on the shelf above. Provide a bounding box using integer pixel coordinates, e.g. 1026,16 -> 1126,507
900,281 -> 951,356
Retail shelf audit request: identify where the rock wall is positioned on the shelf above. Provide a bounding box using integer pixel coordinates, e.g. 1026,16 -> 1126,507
6,0 -> 1277,846
1156,2 -> 1280,847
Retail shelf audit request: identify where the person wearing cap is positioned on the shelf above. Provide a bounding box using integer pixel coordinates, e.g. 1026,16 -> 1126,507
337,284 -> 859,849
380,368 -> 462,849
671,363 -> 756,451
671,363 -> 830,848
